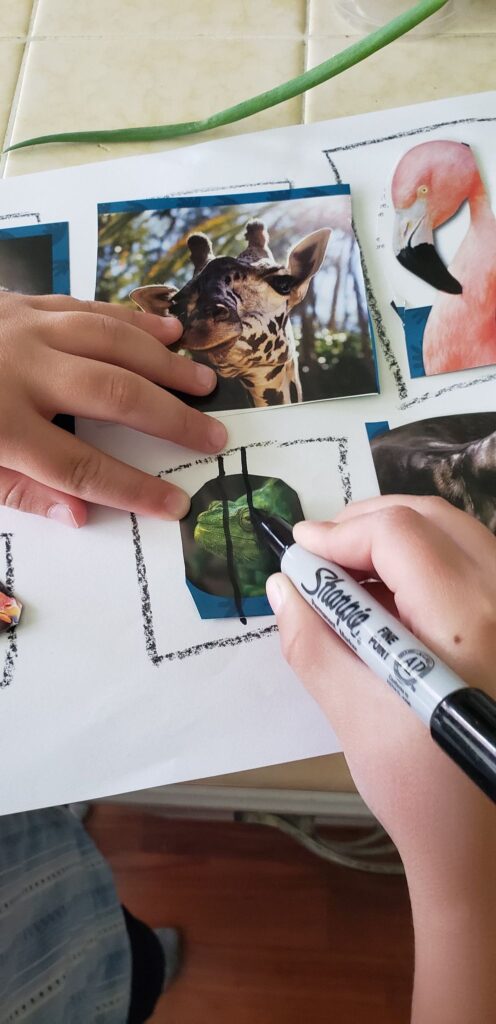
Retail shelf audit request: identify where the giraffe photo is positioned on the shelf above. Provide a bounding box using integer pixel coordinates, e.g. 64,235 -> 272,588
96,186 -> 378,412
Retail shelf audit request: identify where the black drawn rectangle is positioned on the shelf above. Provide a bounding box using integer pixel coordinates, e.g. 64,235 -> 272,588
130,436 -> 351,666
1,534 -> 19,689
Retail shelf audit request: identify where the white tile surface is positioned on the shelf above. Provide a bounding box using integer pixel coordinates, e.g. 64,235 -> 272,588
306,33 -> 496,121
0,0 -> 32,37
33,0 -> 307,37
5,34 -> 303,175
0,42 -> 25,147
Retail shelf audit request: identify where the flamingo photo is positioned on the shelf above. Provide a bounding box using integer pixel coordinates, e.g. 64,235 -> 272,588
392,140 -> 496,376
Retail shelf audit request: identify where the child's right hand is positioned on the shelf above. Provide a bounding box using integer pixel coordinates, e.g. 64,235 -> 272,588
268,495 -> 496,857
0,291 -> 227,526
268,496 -> 496,1023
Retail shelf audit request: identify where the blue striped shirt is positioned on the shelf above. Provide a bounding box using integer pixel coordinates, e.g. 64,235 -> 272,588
0,808 -> 130,1023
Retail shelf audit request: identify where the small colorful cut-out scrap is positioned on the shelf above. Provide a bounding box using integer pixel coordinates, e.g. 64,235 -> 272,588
0,584 -> 22,632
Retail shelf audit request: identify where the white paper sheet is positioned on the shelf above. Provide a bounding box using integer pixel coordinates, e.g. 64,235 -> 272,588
0,91 -> 495,814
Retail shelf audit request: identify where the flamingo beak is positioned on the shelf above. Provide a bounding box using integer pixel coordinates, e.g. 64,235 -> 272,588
393,199 -> 462,295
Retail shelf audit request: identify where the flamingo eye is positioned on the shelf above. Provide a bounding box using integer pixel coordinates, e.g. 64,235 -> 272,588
418,185 -> 429,195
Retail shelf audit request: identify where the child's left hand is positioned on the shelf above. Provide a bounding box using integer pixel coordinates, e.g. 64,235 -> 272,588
0,291 -> 227,526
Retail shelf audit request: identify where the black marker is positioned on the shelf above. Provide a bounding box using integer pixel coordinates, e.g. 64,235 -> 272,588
253,511 -> 496,804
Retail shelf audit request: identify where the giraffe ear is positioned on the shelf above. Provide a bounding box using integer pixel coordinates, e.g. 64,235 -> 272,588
129,284 -> 178,316
286,228 -> 332,306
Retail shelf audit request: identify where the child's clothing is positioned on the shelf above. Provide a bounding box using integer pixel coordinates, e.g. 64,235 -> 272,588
0,806 -> 158,1023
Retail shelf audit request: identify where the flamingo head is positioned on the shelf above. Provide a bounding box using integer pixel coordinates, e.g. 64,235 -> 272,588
391,140 -> 481,294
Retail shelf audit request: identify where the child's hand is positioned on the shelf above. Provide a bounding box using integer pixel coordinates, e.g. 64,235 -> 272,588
267,495 -> 496,867
268,496 -> 496,1023
0,291 -> 227,525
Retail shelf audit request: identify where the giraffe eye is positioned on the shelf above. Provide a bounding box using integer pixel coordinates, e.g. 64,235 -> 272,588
267,274 -> 294,295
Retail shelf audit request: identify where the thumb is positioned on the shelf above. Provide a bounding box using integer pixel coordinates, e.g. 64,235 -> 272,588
0,467 -> 87,527
266,572 -> 377,734
266,571 -> 350,700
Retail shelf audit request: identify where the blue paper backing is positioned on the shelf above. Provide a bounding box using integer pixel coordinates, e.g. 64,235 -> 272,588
186,579 -> 272,620
365,421 -> 390,442
395,305 -> 432,379
99,184 -> 350,215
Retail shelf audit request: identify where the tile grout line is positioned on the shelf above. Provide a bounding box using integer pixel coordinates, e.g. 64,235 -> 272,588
1,0 -> 42,178
1,30 -> 493,41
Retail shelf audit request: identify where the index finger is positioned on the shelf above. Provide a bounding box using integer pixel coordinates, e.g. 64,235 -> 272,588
333,494 -> 496,561
30,294 -> 183,347
11,414 -> 192,519
295,504 -> 472,588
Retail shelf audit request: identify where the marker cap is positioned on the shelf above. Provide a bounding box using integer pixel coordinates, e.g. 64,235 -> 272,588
430,688 -> 496,802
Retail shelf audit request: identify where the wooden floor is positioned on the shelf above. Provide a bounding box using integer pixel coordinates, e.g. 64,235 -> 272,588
88,806 -> 414,1024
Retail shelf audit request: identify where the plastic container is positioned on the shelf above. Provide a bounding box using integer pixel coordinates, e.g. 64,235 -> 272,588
335,0 -> 456,35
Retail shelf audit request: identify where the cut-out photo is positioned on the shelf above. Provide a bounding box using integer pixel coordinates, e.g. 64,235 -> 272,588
367,413 -> 496,533
180,470 -> 303,621
0,222 -> 70,296
96,185 -> 378,412
391,140 -> 496,378
125,436 -> 351,663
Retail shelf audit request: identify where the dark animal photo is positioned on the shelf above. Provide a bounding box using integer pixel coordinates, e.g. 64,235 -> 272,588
0,222 -> 70,296
370,412 -> 496,532
96,187 -> 378,412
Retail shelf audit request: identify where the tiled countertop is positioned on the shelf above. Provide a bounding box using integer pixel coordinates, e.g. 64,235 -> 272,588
0,0 -> 494,793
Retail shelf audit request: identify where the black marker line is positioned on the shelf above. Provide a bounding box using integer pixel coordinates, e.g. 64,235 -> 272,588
154,624 -> 279,664
324,152 -> 407,401
217,456 -> 246,625
1,533 -> 18,689
240,447 -> 254,518
130,513 -> 160,665
399,371 -> 496,411
157,437 -> 350,478
0,211 -> 41,224
164,178 -> 293,198
322,115 -> 496,155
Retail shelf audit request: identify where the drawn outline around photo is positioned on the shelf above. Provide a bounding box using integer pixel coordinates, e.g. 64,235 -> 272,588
1,534 -> 19,689
130,437 -> 352,666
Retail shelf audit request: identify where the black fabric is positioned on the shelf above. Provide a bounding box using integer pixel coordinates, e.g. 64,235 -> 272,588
122,906 -> 166,1024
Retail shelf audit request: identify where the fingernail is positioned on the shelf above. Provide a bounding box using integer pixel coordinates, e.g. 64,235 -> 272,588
266,576 -> 283,614
163,490 -> 191,520
194,363 -> 217,390
207,419 -> 227,452
47,504 -> 79,528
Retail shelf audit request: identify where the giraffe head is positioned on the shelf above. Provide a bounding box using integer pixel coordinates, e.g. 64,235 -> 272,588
130,221 -> 331,354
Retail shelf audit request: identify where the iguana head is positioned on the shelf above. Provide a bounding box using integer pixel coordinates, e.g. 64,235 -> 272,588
194,477 -> 292,568
194,497 -> 265,567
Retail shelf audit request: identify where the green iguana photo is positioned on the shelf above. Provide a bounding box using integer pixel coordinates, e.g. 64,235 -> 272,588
193,477 -> 301,598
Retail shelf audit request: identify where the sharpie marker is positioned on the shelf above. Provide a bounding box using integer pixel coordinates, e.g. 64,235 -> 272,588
252,511 -> 496,804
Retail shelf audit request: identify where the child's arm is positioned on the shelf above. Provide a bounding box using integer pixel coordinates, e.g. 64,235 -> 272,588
267,495 -> 496,1024
0,291 -> 227,524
